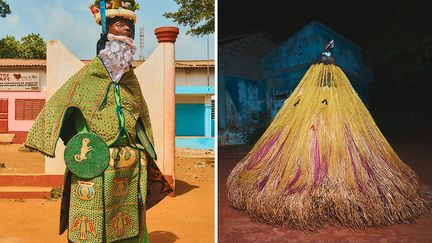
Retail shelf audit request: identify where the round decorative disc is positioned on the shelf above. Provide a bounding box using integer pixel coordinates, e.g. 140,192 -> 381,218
64,133 -> 110,179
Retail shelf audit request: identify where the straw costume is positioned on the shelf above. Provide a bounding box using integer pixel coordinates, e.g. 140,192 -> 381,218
25,1 -> 172,242
227,41 -> 429,230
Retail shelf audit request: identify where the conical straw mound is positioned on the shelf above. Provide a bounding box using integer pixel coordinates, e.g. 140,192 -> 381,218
227,63 -> 429,230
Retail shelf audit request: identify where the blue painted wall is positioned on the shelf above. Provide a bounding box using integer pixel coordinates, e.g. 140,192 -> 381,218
176,86 -> 215,94
176,104 -> 205,136
225,76 -> 266,114
261,21 -> 374,115
176,137 -> 215,149
218,21 -> 373,145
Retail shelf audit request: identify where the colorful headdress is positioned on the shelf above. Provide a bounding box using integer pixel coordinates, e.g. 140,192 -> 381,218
90,0 -> 140,31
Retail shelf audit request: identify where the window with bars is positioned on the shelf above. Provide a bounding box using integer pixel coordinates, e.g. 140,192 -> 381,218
15,99 -> 45,120
211,99 -> 215,120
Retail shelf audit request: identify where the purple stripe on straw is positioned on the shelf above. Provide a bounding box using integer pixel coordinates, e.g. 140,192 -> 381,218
344,124 -> 369,193
288,183 -> 306,195
346,124 -> 388,203
246,132 -> 282,169
348,140 -> 364,193
258,174 -> 270,191
321,154 -> 328,179
285,167 -> 301,194
312,127 -> 321,188
273,160 -> 288,189
360,155 -> 388,204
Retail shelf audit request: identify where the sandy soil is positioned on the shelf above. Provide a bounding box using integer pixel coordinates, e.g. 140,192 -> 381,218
0,144 -> 45,174
0,146 -> 214,243
218,135 -> 432,242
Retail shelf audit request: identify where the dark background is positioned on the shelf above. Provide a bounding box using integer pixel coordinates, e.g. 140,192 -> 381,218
219,0 -> 432,141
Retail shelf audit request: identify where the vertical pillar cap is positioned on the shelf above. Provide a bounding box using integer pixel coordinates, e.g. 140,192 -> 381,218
155,26 -> 179,43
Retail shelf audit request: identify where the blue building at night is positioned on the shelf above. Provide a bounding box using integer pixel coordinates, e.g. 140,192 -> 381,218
219,21 -> 374,145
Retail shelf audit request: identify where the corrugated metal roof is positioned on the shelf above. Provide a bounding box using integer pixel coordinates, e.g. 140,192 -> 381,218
1,59 -> 214,69
175,60 -> 215,69
0,59 -> 46,67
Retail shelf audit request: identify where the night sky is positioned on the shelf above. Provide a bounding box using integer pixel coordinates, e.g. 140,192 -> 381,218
220,0 -> 399,45
219,0 -> 432,137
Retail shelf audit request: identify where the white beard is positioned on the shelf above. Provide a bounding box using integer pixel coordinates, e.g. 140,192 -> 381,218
98,34 -> 136,83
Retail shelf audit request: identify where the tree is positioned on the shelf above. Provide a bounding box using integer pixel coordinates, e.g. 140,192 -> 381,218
19,34 -> 46,59
163,0 -> 214,37
0,34 -> 46,59
362,0 -> 432,132
0,0 -> 10,18
363,0 -> 432,84
0,35 -> 20,58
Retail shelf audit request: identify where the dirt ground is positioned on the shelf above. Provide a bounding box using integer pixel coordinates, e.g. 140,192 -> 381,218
218,134 -> 432,243
0,144 -> 45,174
0,145 -> 214,243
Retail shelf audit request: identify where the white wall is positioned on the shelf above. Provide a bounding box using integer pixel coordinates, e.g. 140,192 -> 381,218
175,68 -> 215,87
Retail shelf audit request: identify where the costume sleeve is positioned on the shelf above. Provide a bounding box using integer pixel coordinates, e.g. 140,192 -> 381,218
24,65 -> 87,157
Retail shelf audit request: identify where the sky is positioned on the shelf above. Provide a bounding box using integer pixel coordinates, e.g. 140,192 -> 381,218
219,0 -> 397,45
0,0 -> 214,60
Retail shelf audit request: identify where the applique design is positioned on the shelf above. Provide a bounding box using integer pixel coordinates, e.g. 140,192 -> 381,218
64,133 -> 109,179
74,138 -> 92,162
72,215 -> 96,240
109,147 -> 136,168
76,181 -> 96,200
113,178 -> 129,196
111,211 -> 132,237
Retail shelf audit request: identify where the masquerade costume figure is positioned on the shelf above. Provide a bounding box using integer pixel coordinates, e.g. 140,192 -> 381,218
25,1 -> 172,242
227,41 -> 429,230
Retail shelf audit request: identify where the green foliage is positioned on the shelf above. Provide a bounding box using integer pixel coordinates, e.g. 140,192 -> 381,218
0,35 -> 20,58
164,0 -> 214,37
363,0 -> 432,84
0,34 -> 46,59
19,34 -> 46,59
0,0 -> 11,18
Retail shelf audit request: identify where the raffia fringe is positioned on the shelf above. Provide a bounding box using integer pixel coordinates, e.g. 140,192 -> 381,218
227,63 -> 430,230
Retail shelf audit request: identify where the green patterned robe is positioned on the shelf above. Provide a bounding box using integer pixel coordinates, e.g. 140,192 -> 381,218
25,57 -> 172,242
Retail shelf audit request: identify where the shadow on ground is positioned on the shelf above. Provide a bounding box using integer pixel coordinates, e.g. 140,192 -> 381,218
175,179 -> 199,196
149,231 -> 180,243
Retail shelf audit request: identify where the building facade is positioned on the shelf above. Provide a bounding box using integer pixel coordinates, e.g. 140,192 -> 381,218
261,21 -> 373,116
0,59 -> 214,149
219,21 -> 374,145
218,32 -> 278,144
175,60 -> 215,149
0,59 -> 47,143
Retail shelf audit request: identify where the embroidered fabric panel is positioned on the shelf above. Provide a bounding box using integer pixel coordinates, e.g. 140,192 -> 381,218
68,146 -> 141,242
69,175 -> 104,242
104,149 -> 140,242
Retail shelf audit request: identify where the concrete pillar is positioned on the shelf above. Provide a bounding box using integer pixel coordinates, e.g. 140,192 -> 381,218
45,41 -> 84,175
135,26 -> 179,196
157,27 -> 179,196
